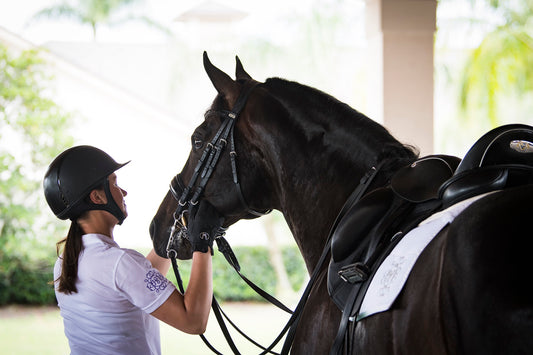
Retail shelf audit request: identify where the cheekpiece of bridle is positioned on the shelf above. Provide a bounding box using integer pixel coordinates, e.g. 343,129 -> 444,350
166,81 -> 271,258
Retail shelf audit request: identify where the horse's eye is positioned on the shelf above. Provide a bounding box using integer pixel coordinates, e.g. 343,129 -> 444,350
193,138 -> 204,150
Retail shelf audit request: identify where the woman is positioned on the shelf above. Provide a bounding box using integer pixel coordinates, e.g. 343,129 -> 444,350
43,145 -> 223,355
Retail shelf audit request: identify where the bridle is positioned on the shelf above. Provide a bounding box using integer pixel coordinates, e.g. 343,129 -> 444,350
169,81 -> 270,228
166,80 -> 271,270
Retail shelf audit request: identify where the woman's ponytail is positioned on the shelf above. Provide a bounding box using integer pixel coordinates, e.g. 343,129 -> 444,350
55,221 -> 84,294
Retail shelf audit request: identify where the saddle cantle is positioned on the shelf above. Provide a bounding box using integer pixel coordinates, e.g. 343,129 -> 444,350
440,124 -> 533,208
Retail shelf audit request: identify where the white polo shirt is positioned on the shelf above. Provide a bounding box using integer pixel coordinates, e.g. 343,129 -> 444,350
54,233 -> 176,355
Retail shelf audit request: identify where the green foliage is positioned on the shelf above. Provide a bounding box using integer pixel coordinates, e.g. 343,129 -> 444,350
458,0 -> 533,126
0,43 -> 74,305
166,245 -> 307,302
213,246 -> 276,302
0,255 -> 56,305
0,244 -> 308,306
282,246 -> 307,291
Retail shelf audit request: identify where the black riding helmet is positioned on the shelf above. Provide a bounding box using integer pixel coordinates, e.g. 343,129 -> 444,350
43,145 -> 130,224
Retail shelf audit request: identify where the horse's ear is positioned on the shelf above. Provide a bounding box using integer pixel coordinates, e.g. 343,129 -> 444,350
235,55 -> 252,80
203,51 -> 238,100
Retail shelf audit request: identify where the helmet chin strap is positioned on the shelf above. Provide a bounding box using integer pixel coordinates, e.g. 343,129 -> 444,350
82,179 -> 126,225
101,179 -> 127,225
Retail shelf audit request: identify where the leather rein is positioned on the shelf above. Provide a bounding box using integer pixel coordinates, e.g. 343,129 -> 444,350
164,81 -> 382,354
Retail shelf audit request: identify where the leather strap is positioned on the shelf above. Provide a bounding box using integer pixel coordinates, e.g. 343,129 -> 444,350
217,237 -> 293,314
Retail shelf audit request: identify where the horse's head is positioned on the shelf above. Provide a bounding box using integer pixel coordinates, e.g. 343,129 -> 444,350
150,52 -> 275,259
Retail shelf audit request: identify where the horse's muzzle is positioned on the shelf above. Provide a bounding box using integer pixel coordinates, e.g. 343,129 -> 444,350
149,217 -> 193,260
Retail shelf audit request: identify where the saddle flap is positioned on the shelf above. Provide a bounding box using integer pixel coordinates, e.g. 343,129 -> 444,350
391,155 -> 461,203
331,187 -> 394,263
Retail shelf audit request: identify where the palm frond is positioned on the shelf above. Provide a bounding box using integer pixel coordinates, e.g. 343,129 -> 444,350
458,0 -> 533,127
28,5 -> 85,24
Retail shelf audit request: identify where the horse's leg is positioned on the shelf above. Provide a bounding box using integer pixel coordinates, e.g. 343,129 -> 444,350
291,269 -> 342,355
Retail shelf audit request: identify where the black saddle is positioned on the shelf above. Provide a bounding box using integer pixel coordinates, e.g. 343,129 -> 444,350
328,124 -> 533,355
328,154 -> 460,309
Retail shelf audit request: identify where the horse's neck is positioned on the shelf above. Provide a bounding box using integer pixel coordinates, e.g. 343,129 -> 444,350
263,79 -> 416,271
277,148 -> 378,272
276,136 -> 414,272
285,164 -> 403,272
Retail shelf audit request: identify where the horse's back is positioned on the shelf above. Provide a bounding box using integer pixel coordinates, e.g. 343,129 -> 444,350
353,185 -> 533,354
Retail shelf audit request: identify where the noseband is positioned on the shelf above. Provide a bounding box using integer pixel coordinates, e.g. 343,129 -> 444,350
167,82 -> 271,255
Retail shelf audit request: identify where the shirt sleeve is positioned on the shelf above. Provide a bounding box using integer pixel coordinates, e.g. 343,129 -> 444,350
114,249 -> 176,314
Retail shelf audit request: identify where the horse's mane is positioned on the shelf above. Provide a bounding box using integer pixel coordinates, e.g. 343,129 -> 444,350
263,77 -> 418,173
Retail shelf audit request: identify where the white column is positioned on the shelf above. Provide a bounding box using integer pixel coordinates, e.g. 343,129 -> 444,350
365,0 -> 437,155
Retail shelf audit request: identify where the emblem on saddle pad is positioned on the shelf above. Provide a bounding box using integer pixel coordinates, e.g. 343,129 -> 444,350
510,140 -> 533,153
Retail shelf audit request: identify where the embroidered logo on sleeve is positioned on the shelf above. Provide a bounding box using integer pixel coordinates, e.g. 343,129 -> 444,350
144,270 -> 168,293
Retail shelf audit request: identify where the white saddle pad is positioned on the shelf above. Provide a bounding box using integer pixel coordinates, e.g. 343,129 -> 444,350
357,192 -> 495,321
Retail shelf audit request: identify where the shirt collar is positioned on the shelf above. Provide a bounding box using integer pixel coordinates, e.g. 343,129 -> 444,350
82,233 -> 119,248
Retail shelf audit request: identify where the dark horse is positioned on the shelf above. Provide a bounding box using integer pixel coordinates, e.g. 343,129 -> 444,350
150,53 -> 533,354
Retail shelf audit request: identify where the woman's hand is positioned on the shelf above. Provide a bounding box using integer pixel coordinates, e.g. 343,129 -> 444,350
187,200 -> 224,254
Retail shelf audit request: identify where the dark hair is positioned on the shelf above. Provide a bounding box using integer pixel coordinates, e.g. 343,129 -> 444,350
55,221 -> 84,294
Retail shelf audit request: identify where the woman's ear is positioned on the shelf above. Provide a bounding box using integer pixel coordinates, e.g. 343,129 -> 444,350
89,189 -> 107,204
